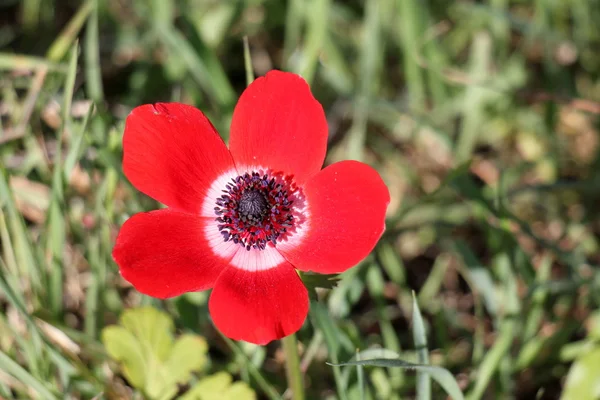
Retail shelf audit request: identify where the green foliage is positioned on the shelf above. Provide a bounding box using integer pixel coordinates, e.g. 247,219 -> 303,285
562,347 -> 600,400
1,0 -> 600,399
412,293 -> 431,400
102,307 -> 209,399
332,355 -> 464,400
181,372 -> 256,400
562,311 -> 600,400
299,271 -> 340,302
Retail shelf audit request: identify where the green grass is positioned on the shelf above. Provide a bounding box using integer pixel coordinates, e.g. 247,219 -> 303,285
1,0 -> 600,399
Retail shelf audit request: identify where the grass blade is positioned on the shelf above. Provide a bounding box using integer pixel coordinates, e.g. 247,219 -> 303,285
397,0 -> 426,110
310,301 -> 348,400
45,1 -> 93,62
356,350 -> 365,400
0,54 -> 64,71
330,357 -> 465,400
296,0 -> 330,83
283,0 -> 304,68
0,351 -> 58,400
158,22 -> 236,112
243,36 -> 254,86
455,32 -> 492,163
0,165 -> 42,290
47,42 -> 78,316
218,334 -> 281,400
412,293 -> 431,400
84,0 -> 104,103
347,0 -> 381,161
63,104 -> 94,181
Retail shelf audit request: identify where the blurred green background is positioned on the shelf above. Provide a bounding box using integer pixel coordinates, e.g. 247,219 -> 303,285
1,0 -> 600,399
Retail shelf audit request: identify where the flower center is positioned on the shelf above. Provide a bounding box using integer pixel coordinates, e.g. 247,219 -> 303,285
238,190 -> 268,225
214,171 -> 298,251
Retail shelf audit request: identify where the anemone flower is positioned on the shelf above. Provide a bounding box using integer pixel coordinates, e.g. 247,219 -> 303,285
113,70 -> 389,344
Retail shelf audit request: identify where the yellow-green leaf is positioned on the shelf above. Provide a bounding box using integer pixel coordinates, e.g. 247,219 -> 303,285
101,307 -> 209,400
162,335 -> 209,390
102,326 -> 146,389
561,346 -> 600,400
181,372 -> 256,400
120,306 -> 174,361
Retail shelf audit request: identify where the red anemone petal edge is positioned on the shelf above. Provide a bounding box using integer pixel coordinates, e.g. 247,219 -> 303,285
278,160 -> 390,274
113,210 -> 226,299
209,264 -> 309,345
123,103 -> 235,213
229,70 -> 328,185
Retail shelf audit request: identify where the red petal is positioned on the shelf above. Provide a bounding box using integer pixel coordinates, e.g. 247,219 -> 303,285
278,161 -> 389,274
209,263 -> 309,344
123,103 -> 235,214
229,70 -> 328,185
113,209 -> 226,299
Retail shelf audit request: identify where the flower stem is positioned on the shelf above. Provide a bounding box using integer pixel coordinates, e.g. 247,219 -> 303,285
282,333 -> 304,400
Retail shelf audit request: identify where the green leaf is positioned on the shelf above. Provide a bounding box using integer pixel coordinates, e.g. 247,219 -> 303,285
162,335 -> 209,391
412,293 -> 431,400
102,326 -> 146,389
101,307 -> 209,399
180,372 -> 256,400
588,311 -> 600,341
299,271 -> 340,302
120,306 -> 174,361
330,357 -> 464,400
561,346 -> 600,400
299,271 -> 340,290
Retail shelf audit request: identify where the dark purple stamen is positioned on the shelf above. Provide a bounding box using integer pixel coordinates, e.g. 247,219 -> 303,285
214,171 -> 296,250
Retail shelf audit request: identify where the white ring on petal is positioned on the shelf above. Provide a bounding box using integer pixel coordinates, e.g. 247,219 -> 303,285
201,167 -> 239,218
203,165 -> 311,271
204,218 -> 239,260
229,245 -> 286,271
205,221 -> 285,271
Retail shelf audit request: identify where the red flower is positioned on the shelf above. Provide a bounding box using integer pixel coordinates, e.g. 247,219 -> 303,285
113,70 -> 390,344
